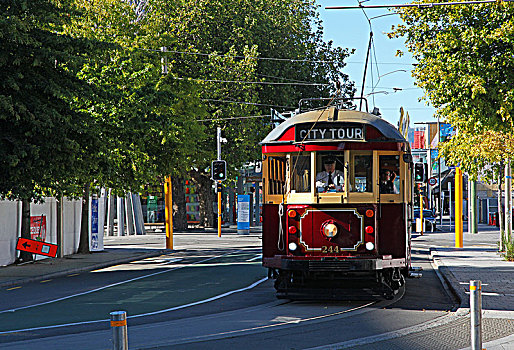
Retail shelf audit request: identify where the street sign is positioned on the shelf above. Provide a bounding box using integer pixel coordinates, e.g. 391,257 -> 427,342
16,238 -> 58,258
428,177 -> 438,186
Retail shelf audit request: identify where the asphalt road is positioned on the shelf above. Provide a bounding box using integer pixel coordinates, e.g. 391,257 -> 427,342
0,237 -> 456,350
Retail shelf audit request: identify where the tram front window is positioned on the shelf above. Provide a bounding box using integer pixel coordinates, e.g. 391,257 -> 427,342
379,155 -> 400,194
291,155 -> 311,193
316,153 -> 344,193
350,153 -> 372,192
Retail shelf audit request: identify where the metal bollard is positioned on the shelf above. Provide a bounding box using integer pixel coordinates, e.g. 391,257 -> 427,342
110,311 -> 128,350
470,280 -> 482,350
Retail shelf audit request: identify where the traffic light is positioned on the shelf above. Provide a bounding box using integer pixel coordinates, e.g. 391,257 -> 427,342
414,163 -> 426,182
211,160 -> 227,181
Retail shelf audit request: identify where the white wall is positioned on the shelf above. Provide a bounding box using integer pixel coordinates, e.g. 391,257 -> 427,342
0,198 -> 82,266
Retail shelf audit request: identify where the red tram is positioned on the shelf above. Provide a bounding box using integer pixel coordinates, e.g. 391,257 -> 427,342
261,106 -> 419,299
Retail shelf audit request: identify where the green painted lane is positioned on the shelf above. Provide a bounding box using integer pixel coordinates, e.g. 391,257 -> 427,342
0,252 -> 266,332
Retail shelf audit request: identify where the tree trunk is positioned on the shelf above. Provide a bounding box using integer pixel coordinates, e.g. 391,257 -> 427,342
77,183 -> 90,254
18,198 -> 33,262
190,170 -> 215,228
172,176 -> 187,231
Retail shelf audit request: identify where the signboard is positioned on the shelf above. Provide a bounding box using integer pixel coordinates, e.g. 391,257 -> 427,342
295,122 -> 365,143
90,198 -> 100,251
428,177 -> 438,186
30,215 -> 47,241
16,238 -> 58,258
237,195 -> 250,234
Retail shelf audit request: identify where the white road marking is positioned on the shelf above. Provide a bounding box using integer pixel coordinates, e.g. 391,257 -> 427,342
0,250 -> 245,314
246,254 -> 262,262
0,277 -> 269,335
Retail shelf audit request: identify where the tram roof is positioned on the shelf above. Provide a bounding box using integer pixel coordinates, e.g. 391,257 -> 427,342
261,107 -> 407,145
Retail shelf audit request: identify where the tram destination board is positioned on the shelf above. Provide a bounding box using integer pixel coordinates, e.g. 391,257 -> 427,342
295,122 -> 365,143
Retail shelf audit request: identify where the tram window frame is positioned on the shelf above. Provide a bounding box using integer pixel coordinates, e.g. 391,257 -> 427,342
265,155 -> 287,196
290,153 -> 311,193
315,152 -> 346,194
349,151 -> 373,193
378,153 -> 401,195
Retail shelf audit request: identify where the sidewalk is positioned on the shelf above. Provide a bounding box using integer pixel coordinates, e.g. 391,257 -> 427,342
413,222 -> 514,350
0,227 -> 262,289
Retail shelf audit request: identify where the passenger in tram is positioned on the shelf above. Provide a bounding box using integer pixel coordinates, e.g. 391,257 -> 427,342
316,157 -> 344,192
379,169 -> 399,194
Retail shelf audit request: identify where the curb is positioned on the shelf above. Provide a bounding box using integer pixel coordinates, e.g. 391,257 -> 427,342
430,248 -> 466,310
0,249 -> 169,289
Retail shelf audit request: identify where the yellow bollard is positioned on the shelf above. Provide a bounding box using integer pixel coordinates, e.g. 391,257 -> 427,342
164,176 -> 173,250
455,168 -> 463,248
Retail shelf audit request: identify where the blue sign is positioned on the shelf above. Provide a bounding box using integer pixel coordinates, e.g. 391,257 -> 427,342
91,198 -> 99,250
237,195 -> 250,231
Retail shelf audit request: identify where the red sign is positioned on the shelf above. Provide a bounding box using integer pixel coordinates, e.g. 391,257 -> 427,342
30,215 -> 47,241
16,238 -> 58,258
428,177 -> 438,186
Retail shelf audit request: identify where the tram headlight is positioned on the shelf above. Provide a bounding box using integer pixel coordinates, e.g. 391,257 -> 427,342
288,242 -> 298,251
365,242 -> 375,251
322,223 -> 338,238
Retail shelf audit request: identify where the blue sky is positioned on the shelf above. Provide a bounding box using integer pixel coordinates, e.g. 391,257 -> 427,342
317,1 -> 437,127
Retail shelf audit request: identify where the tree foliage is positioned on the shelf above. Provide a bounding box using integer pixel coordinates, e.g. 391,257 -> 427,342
390,1 -> 514,179
0,0 -> 97,201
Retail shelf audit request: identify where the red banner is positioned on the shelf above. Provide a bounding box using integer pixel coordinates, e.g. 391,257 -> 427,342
30,215 -> 46,241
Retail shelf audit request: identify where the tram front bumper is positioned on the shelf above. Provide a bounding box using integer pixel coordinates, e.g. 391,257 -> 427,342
263,256 -> 406,272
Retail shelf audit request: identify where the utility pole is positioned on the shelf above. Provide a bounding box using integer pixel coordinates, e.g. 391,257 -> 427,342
217,127 -> 223,238
161,46 -> 173,249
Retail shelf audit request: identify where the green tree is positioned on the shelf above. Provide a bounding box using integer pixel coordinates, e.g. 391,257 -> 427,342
68,0 -> 207,244
0,0 -> 100,260
390,1 -> 514,178
156,0 -> 355,226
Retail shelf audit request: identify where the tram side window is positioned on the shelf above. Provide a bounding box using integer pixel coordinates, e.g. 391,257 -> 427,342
291,155 -> 311,193
379,155 -> 400,194
351,153 -> 372,192
316,153 -> 345,193
268,156 -> 286,195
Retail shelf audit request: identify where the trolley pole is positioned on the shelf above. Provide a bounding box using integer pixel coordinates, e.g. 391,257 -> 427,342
455,167 -> 463,248
110,311 -> 128,350
164,176 -> 173,250
470,280 -> 482,350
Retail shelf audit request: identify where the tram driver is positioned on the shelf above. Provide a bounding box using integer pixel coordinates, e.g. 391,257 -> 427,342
316,157 -> 344,192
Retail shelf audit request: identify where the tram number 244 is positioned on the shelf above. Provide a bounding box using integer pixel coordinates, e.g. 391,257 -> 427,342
321,246 -> 342,253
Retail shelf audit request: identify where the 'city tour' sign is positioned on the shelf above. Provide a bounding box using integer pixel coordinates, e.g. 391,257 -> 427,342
295,122 -> 365,143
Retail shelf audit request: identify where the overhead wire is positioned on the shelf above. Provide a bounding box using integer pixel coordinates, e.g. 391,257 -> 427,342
170,76 -> 330,86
